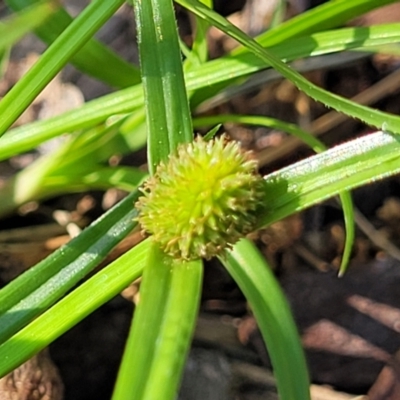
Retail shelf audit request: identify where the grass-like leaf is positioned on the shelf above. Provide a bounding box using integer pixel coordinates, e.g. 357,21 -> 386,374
0,0 -> 126,136
0,130 -> 398,381
0,189 -> 140,344
140,258 -> 202,400
235,0 -> 398,49
112,245 -> 202,400
133,0 -> 193,171
5,0 -> 140,87
0,116 -> 149,217
2,23 -> 400,160
178,0 -> 400,134
222,239 -> 310,400
0,1 -> 56,51
0,239 -> 150,377
113,1 -> 200,399
112,243 -> 172,399
258,131 -> 400,227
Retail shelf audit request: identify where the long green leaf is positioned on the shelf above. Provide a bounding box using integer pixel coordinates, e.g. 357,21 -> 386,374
112,246 -> 202,400
0,130 -> 398,378
222,239 -> 310,400
258,131 -> 400,227
133,0 -> 193,172
178,0 -> 400,134
235,0 -> 398,49
185,23 -> 400,97
2,23 -> 400,160
0,189 -> 140,343
0,239 -> 150,377
5,0 -> 141,87
0,117 -> 146,215
112,1 -> 201,398
44,167 -> 147,193
186,0 -> 399,104
0,0 -> 126,136
0,1 -> 56,51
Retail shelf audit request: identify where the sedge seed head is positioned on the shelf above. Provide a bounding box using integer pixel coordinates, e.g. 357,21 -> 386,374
136,135 -> 265,260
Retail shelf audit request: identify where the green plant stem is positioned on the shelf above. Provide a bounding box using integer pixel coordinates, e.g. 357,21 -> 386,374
142,258 -> 202,400
112,244 -> 172,399
113,243 -> 202,400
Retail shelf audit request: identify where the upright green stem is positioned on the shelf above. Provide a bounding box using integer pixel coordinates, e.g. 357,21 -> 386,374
112,244 -> 173,400
142,258 -> 202,400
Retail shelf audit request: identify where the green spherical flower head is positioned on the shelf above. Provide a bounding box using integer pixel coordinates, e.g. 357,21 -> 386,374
136,135 -> 265,260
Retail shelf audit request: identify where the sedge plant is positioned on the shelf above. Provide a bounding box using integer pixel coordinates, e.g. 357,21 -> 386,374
1,0 -> 400,399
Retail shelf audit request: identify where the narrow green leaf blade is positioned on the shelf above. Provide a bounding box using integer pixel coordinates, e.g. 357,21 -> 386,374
0,239 -> 150,377
258,131 -> 400,227
0,0 -> 126,136
45,167 -> 147,193
245,0 -> 398,49
5,0 -> 141,87
0,1 -> 56,51
222,239 -> 310,400
0,87 -> 144,161
0,189 -> 140,343
112,245 -> 202,400
2,23 -> 400,160
178,0 -> 400,133
133,0 -> 193,172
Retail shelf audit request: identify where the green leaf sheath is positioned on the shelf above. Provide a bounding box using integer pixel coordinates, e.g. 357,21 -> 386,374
112,244 -> 173,400
113,246 -> 202,400
141,258 -> 202,400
